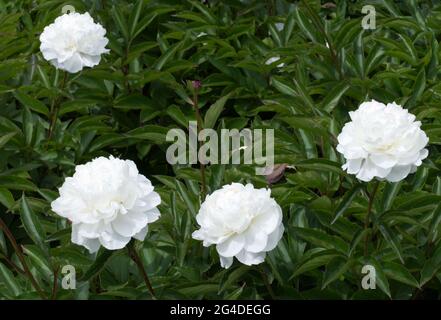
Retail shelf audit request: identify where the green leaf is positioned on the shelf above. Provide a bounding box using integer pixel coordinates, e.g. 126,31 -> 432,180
114,94 -> 153,110
348,228 -> 369,256
22,245 -> 52,279
0,262 -> 21,297
89,134 -> 126,152
380,182 -> 401,213
0,187 -> 14,210
383,261 -> 419,288
19,195 -> 46,250
322,256 -> 350,289
204,93 -> 232,129
208,164 -> 225,192
179,283 -> 219,297
59,99 -> 96,115
291,250 -> 339,278
271,76 -> 297,96
22,106 -> 34,146
293,7 -> 319,43
14,91 -> 49,116
154,41 -> 184,71
126,125 -> 168,143
81,250 -> 114,281
378,224 -> 404,264
112,6 -> 129,41
428,203 -> 441,243
365,258 -> 391,298
321,82 -> 350,112
0,132 -> 16,148
293,227 -> 349,254
167,105 -> 189,128
52,247 -> 93,266
129,0 -> 143,39
268,23 -> 282,47
132,13 -> 158,41
295,159 -> 343,175
332,184 -> 362,224
420,242 -> 441,286
176,180 -> 198,217
406,67 -> 425,108
0,176 -> 37,192
219,265 -> 249,293
189,0 -> 217,24
281,116 -> 328,135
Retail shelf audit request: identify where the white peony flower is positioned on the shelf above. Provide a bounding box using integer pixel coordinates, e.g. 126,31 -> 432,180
51,156 -> 161,253
40,12 -> 109,73
337,100 -> 429,182
192,183 -> 284,268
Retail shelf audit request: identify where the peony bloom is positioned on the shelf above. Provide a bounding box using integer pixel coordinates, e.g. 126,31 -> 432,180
192,183 -> 284,268
337,100 -> 429,182
40,12 -> 109,73
51,156 -> 161,253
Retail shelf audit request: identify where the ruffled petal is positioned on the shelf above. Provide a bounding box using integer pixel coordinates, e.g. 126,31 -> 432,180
243,224 -> 268,253
216,234 -> 245,257
235,250 -> 265,266
71,223 -> 101,253
112,210 -> 148,238
99,229 -> 131,250
385,165 -> 411,182
264,224 -> 284,251
133,225 -> 148,241
219,255 -> 234,269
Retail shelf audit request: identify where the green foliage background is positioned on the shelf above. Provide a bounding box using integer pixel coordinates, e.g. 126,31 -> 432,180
1,0 -> 441,300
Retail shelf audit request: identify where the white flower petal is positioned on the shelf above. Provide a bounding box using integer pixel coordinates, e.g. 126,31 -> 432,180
219,255 -> 234,269
253,204 -> 282,234
345,158 -> 363,174
146,207 -> 161,223
264,224 -> 284,251
112,211 -> 148,238
385,165 -> 412,182
133,225 -> 148,241
243,224 -> 268,253
99,230 -> 131,251
370,153 -> 397,169
235,250 -> 266,266
216,234 -> 245,257
71,224 -> 101,253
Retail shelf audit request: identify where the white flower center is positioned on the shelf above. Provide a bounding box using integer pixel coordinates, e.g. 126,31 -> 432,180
65,40 -> 77,52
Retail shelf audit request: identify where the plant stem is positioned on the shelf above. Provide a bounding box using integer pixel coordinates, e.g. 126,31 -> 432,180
0,217 -> 47,299
258,266 -> 276,300
0,249 -> 25,275
192,88 -> 207,200
127,241 -> 156,299
48,71 -> 68,139
51,266 -> 59,300
363,180 -> 380,257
